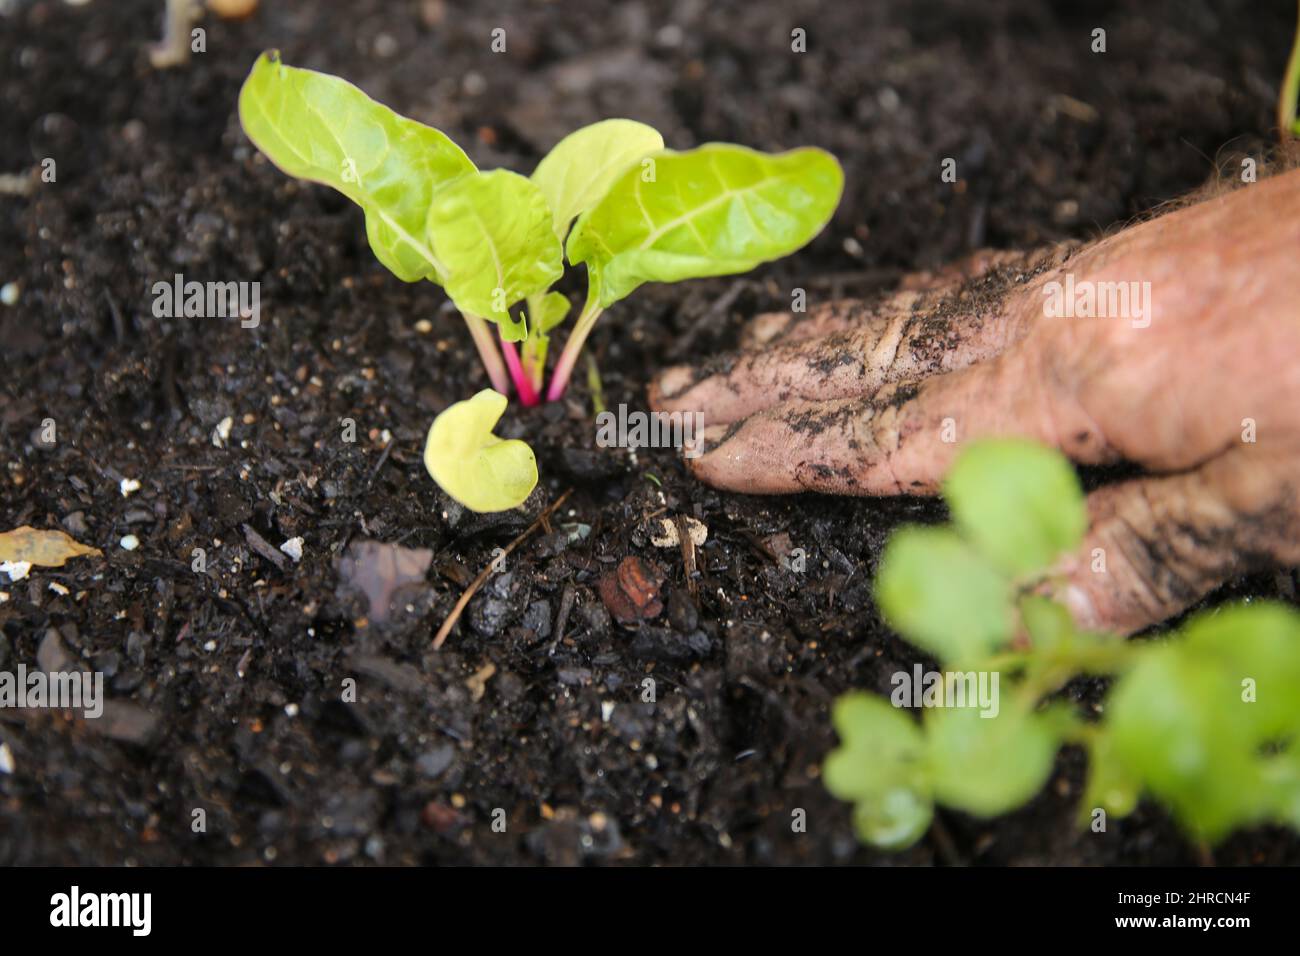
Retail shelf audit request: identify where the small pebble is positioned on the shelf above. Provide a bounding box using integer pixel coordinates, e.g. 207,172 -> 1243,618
279,537 -> 304,563
0,282 -> 18,306
212,416 -> 233,448
120,534 -> 140,551
119,478 -> 141,497
0,742 -> 13,775
0,561 -> 32,582
48,581 -> 69,596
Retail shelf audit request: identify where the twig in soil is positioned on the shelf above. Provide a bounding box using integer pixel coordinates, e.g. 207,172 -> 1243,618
675,513 -> 699,598
364,437 -> 395,490
737,529 -> 779,565
104,290 -> 126,345
928,812 -> 966,866
553,584 -> 576,644
242,523 -> 287,572
433,489 -> 573,650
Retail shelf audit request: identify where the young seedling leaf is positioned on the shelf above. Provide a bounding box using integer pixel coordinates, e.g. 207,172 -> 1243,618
874,526 -> 1012,664
926,703 -> 1061,817
530,119 -> 665,241
1108,643 -> 1275,841
1080,725 -> 1141,821
1018,593 -> 1075,651
1180,602 -> 1300,736
426,170 -> 563,341
824,693 -> 934,850
238,51 -> 476,283
529,291 -> 572,334
423,389 -> 538,513
567,144 -> 843,307
520,291 -> 572,387
943,439 -> 1087,577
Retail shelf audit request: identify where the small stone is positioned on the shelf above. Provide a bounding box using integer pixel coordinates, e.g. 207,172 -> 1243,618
119,534 -> 140,551
0,561 -> 31,582
649,515 -> 707,548
119,478 -> 141,497
212,415 -> 233,448
0,282 -> 18,306
0,742 -> 13,774
415,745 -> 455,779
279,536 -> 304,563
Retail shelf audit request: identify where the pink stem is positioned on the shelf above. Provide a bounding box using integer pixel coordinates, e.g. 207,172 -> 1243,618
499,334 -> 540,406
464,313 -> 512,396
545,299 -> 603,402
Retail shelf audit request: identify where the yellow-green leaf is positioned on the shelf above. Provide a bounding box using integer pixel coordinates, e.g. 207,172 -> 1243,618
567,144 -> 843,307
426,171 -> 563,341
530,119 -> 665,241
423,390 -> 538,512
238,51 -> 475,283
944,440 -> 1087,577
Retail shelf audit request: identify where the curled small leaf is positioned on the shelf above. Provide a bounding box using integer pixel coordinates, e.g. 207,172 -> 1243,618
423,390 -> 538,513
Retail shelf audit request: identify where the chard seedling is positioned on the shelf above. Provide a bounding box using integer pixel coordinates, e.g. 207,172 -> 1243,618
827,439 -> 1300,850
238,52 -> 559,396
423,389 -> 537,512
238,53 -> 843,407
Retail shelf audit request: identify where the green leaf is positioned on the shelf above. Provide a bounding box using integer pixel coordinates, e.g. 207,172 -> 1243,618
1019,594 -> 1075,651
423,389 -> 538,513
530,119 -> 665,242
1081,726 -> 1141,820
528,291 -> 571,335
874,527 -> 1013,664
426,170 -> 564,341
568,144 -> 843,307
825,693 -> 928,799
824,693 -> 933,851
851,788 -> 934,851
943,440 -> 1087,577
1180,602 -> 1300,736
926,703 -> 1061,817
1108,643 -> 1275,842
238,51 -> 475,283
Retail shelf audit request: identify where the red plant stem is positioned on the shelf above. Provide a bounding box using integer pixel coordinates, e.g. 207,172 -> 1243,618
499,333 -> 540,406
463,313 -> 512,396
545,296 -> 603,402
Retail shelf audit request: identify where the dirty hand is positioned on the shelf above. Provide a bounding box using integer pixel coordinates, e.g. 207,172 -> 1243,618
649,168 -> 1300,636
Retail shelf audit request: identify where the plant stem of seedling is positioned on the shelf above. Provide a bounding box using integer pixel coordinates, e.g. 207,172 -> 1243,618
499,332 -> 540,406
545,293 -> 604,402
1280,2 -> 1300,140
463,313 -> 512,396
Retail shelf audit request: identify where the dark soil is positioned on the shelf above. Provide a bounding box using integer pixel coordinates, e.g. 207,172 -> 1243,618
2,0 -> 1297,865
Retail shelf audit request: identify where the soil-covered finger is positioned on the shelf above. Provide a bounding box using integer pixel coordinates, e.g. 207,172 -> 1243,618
652,293 -> 1026,426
